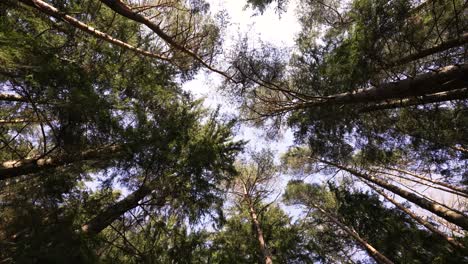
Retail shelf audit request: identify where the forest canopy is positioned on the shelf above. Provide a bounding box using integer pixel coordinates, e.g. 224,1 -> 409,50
0,0 -> 467,263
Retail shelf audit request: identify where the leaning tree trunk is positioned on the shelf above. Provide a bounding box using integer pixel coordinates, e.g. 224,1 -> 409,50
359,88 -> 468,113
242,184 -> 273,264
18,0 -> 170,62
310,201 -> 394,264
0,118 -> 43,124
309,64 -> 468,107
98,0 -> 229,79
363,180 -> 465,250
0,93 -> 28,102
371,169 -> 468,199
0,145 -> 122,180
320,160 -> 468,230
81,179 -> 166,235
385,167 -> 468,196
388,32 -> 468,68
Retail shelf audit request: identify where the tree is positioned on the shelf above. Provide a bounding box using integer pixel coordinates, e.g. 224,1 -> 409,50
363,181 -> 465,249
95,211 -> 214,263
230,0 -> 467,179
284,180 -> 468,263
208,204 -> 310,263
0,1 -> 243,262
203,150 -> 314,263
283,146 -> 468,231
229,150 -> 278,264
229,5 -> 468,262
284,181 -> 394,264
16,0 -> 229,78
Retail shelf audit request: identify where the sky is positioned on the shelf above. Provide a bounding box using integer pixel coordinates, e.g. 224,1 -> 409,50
182,0 -> 299,154
180,0 -> 305,221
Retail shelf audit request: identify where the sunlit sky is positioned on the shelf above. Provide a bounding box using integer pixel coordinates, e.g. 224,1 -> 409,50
182,0 -> 299,153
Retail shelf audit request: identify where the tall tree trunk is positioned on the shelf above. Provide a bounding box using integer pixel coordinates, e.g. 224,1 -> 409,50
0,93 -> 27,102
310,64 -> 468,106
388,32 -> 468,68
310,201 -> 394,264
359,88 -> 468,113
385,167 -> 468,196
98,0 -> 230,79
0,145 -> 122,180
363,180 -> 465,250
81,179 -> 166,235
320,160 -> 468,230
18,0 -> 171,62
371,169 -> 468,199
242,184 -> 273,264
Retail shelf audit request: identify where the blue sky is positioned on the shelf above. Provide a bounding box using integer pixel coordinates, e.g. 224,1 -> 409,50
182,0 -> 299,153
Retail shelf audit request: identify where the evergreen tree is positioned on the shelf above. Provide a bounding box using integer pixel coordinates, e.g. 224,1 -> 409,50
284,180 -> 468,263
0,1 -> 243,262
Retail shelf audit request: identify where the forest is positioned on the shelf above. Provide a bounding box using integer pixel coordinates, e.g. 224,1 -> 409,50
0,0 -> 467,263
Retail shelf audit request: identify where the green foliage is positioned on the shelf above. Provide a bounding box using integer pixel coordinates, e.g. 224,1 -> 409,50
284,181 -> 468,263
208,205 -> 310,263
285,0 -> 468,171
245,0 -> 289,14
0,1 -> 242,262
97,215 -> 212,264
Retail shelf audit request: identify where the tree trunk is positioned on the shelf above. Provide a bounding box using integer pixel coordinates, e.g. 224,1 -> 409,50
242,184 -> 273,264
359,88 -> 468,113
18,0 -> 171,62
320,160 -> 468,230
81,179 -> 165,235
0,93 -> 27,102
0,145 -> 122,180
371,169 -> 468,199
364,181 -> 465,250
385,167 -> 468,196
257,64 -> 467,116
452,145 -> 468,153
0,118 -> 42,124
310,201 -> 394,264
312,64 -> 468,106
99,0 -> 230,79
388,32 -> 468,67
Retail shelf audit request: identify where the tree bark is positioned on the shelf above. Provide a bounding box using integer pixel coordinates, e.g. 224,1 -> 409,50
310,201 -> 394,264
364,181 -> 465,250
313,64 -> 468,106
242,184 -> 273,264
0,93 -> 27,103
320,160 -> 468,230
359,88 -> 468,113
81,179 -> 166,235
270,64 -> 467,114
385,167 -> 468,196
18,0 -> 171,62
0,145 -> 122,180
371,169 -> 468,199
388,32 -> 468,67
